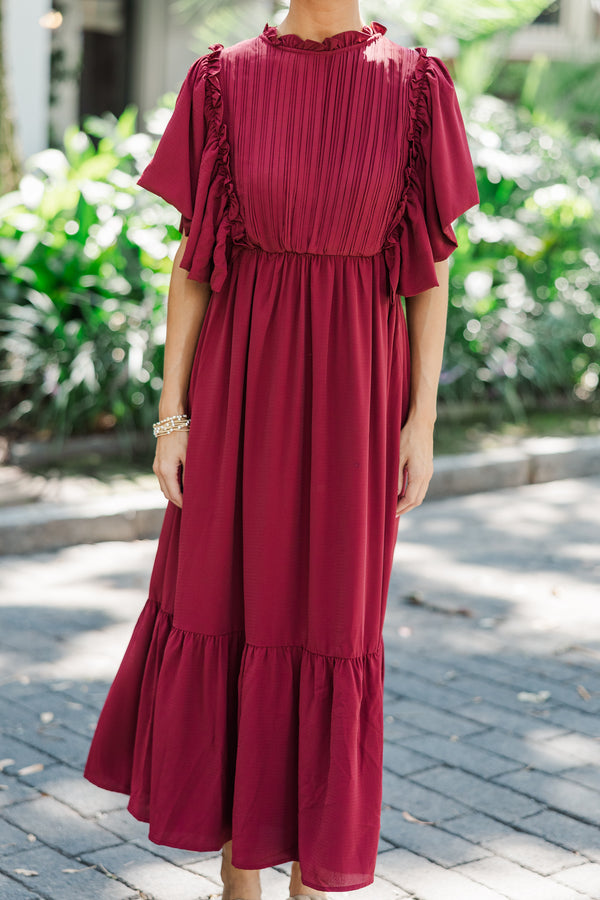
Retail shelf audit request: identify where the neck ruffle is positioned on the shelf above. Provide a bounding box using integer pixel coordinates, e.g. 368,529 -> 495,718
261,20 -> 387,52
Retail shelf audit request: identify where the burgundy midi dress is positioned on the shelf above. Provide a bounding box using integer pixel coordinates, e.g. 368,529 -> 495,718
84,20 -> 479,892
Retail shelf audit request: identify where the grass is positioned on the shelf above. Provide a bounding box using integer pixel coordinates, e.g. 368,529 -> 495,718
25,452 -> 157,485
433,400 -> 600,455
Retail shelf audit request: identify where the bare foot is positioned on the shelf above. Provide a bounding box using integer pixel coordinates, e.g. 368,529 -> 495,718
289,860 -> 328,898
220,839 -> 262,900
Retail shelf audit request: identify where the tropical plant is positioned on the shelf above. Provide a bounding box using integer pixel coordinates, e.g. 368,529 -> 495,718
0,104 -> 181,438
441,92 -> 600,415
2,0 -> 598,441
490,55 -> 600,137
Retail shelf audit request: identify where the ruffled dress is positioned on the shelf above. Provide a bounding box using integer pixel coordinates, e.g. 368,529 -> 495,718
84,20 -> 479,893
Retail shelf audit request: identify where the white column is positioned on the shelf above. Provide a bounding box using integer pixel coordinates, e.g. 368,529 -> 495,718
131,0 -> 168,121
48,0 -> 84,146
5,0 -> 52,157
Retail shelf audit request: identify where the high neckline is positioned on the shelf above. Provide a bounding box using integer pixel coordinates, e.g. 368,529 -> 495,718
260,20 -> 387,52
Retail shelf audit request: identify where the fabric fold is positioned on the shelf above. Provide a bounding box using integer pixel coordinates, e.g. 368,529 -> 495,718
137,44 -> 247,294
383,48 -> 480,299
84,591 -> 385,891
95,27 -> 480,892
233,642 -> 385,890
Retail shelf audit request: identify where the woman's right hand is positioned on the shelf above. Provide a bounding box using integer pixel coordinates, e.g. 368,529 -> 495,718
153,430 -> 189,508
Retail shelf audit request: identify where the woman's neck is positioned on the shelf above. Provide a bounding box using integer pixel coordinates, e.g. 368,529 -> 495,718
276,0 -> 366,42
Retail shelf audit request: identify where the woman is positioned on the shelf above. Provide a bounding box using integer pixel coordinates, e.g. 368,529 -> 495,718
84,1 -> 479,898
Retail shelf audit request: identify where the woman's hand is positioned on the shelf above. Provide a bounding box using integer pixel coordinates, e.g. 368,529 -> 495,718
397,259 -> 448,517
151,235 -> 211,510
153,430 -> 189,509
395,415 -> 435,518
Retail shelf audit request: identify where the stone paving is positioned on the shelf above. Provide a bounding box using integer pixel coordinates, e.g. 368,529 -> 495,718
0,474 -> 599,899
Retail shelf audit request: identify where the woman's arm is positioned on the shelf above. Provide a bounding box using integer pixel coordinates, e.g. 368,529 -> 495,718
153,235 -> 212,508
396,257 -> 449,517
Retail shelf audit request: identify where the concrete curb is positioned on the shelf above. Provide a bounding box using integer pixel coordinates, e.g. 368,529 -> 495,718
0,491 -> 166,555
1,434 -> 599,555
427,434 -> 600,499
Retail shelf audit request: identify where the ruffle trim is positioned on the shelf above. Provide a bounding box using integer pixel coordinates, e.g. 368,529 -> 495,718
261,20 -> 386,52
382,46 -> 432,300
83,593 -> 385,892
180,43 -> 248,294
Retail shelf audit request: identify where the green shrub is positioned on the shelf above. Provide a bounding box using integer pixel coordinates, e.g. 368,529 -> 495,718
489,56 -> 600,137
1,91 -> 598,440
0,105 -> 180,439
441,92 -> 600,415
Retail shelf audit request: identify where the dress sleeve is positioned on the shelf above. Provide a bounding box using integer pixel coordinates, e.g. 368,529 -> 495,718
137,46 -> 238,292
137,56 -> 208,237
394,52 -> 480,298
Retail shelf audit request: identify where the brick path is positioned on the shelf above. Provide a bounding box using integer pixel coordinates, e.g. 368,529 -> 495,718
0,474 -> 599,899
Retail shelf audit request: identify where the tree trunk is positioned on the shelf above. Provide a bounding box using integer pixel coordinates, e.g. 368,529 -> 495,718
0,0 -> 21,195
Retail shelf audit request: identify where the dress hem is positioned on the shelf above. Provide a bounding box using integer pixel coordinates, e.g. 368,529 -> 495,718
84,591 -> 385,894
137,809 -> 376,894
83,770 -> 377,893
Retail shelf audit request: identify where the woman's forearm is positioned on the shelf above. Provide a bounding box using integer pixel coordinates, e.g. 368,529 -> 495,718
403,258 -> 450,426
158,236 -> 213,418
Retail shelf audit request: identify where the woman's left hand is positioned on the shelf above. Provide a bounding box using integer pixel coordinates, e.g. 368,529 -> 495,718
395,416 -> 435,517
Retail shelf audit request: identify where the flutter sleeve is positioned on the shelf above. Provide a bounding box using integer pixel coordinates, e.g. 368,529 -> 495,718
392,51 -> 480,298
137,45 -> 239,292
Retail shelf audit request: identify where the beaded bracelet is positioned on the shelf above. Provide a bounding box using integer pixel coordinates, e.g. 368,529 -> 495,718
153,414 -> 191,437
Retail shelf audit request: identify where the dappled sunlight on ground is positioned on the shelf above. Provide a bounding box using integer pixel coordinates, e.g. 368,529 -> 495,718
1,477 -> 600,898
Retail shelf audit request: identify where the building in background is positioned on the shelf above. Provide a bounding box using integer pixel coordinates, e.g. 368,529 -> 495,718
5,0 -> 53,160
4,0 -> 600,161
4,0 -> 270,158
512,0 -> 600,59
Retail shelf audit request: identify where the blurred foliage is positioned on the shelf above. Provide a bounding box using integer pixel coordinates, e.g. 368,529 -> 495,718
171,0 -> 282,52
490,55 -> 600,137
175,0 -> 560,100
440,93 -> 600,416
1,0 -> 599,439
0,103 -> 182,439
385,0 -> 555,44
177,0 -> 555,46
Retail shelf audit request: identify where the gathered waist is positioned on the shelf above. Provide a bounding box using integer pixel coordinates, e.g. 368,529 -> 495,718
233,244 -> 384,260
230,243 -> 398,303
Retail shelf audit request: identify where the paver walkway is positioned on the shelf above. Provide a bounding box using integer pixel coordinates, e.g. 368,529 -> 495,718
1,475 -> 599,899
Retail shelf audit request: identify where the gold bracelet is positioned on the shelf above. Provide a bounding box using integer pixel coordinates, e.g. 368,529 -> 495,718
153,414 -> 190,437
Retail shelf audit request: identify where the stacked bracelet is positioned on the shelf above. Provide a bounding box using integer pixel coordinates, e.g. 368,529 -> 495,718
153,414 -> 191,437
